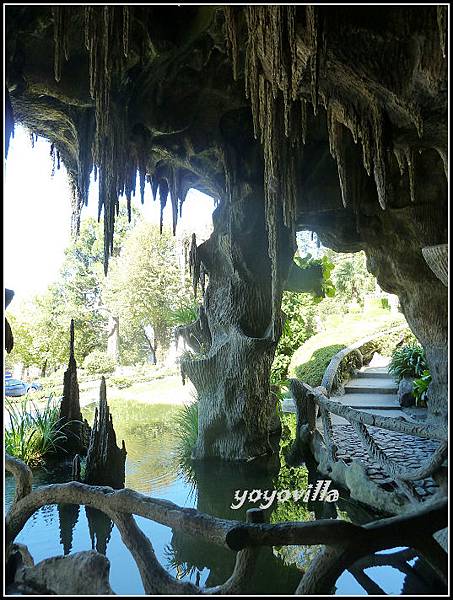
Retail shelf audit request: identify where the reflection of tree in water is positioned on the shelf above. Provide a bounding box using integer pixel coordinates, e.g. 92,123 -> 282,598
168,455 -> 303,594
85,506 -> 113,555
39,504 -> 56,527
57,504 -> 80,555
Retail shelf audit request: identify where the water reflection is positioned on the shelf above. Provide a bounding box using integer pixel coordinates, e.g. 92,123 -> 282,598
57,504 -> 80,555
86,507 -> 114,555
5,401 -> 447,595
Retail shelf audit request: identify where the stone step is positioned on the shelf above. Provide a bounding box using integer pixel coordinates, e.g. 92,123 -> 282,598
345,378 -> 397,394
356,369 -> 393,379
335,393 -> 400,409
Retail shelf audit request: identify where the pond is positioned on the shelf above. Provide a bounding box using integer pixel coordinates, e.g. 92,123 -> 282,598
5,400 -> 446,595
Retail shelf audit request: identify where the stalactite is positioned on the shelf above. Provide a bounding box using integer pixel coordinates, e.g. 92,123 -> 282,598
403,147 -> 416,204
169,167 -> 179,235
234,6 -> 305,339
53,7 -> 68,83
370,104 -> 388,210
189,233 -> 201,298
159,178 -> 169,234
123,7 -> 129,58
150,175 -> 159,202
437,5 -> 447,59
50,143 -> 56,177
306,6 -> 320,114
300,99 -> 308,144
393,145 -> 406,177
327,106 -> 349,208
82,6 -> 138,272
224,7 -> 239,81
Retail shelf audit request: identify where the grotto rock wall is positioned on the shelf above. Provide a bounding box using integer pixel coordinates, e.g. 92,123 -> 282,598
180,181 -> 295,460
5,5 -> 448,458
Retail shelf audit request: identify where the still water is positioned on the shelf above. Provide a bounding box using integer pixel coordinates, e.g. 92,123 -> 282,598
4,400 -> 445,595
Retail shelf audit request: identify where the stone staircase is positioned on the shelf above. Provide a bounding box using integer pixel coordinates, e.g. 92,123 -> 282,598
282,363 -> 440,501
335,365 -> 401,418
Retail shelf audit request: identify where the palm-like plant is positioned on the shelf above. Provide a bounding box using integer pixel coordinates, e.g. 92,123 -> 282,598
388,343 -> 427,381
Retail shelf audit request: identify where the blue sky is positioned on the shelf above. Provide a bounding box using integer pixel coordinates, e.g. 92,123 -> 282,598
4,125 -> 214,304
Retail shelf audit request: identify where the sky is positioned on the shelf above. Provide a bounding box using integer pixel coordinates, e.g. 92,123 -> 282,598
4,125 -> 215,306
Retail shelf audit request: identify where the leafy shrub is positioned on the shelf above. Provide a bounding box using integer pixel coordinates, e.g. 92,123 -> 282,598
293,344 -> 345,387
109,375 -> 133,389
388,343 -> 427,382
381,298 -> 390,310
413,370 -> 431,406
5,397 -> 69,466
83,350 -> 116,375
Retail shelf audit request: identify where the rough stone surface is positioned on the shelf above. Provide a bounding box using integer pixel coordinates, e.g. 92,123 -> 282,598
14,550 -> 114,595
398,377 -> 415,407
5,6 -> 447,458
83,377 -> 127,488
331,423 -> 440,500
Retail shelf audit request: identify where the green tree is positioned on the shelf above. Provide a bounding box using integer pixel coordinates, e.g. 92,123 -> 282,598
7,208 -> 138,374
328,250 -> 376,306
7,288 -> 68,375
103,222 -> 193,365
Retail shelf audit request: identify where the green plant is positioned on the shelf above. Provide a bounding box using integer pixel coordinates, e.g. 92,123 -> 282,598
174,401 -> 199,463
293,254 -> 336,301
293,344 -> 346,387
5,397 -> 69,466
413,370 -> 431,407
83,350 -> 116,375
388,343 -> 427,382
167,303 -> 199,327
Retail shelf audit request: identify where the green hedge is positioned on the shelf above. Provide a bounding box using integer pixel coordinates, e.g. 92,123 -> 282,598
293,344 -> 346,387
292,327 -> 415,389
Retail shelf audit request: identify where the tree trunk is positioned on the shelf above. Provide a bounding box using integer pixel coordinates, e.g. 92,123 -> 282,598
41,359 -> 47,379
106,315 -> 120,364
180,188 -> 294,461
143,326 -> 157,365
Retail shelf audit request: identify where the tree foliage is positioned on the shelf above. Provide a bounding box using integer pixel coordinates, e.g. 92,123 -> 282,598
328,250 -> 376,305
103,222 -> 194,364
7,208 -> 138,373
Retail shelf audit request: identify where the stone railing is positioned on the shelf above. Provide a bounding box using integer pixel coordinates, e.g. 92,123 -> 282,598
289,380 -> 448,507
290,323 -> 448,508
5,453 -> 447,595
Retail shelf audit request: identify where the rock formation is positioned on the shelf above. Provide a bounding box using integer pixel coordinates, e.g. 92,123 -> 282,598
83,377 -> 127,488
58,319 -> 91,455
5,6 -> 447,459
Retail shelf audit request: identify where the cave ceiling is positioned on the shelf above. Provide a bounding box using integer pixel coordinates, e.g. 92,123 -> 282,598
5,5 -> 448,271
